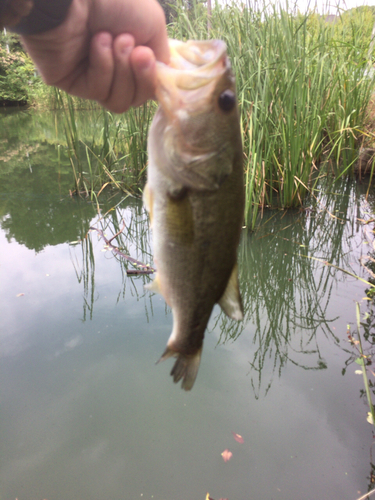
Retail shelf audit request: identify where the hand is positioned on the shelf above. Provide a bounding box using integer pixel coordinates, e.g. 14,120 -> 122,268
21,0 -> 169,112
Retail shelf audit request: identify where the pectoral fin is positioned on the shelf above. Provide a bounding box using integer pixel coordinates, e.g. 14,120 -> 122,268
218,263 -> 243,321
145,273 -> 172,307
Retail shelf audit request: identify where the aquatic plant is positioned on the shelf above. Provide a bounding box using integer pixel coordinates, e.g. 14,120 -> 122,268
54,88 -> 154,197
49,1 -> 375,227
169,0 -> 375,227
70,197 -> 154,319
344,302 -> 375,440
354,302 -> 375,427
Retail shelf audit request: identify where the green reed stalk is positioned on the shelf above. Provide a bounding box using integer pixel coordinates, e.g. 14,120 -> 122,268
52,88 -> 156,196
53,89 -> 86,195
356,302 -> 375,427
54,1 -> 375,216
170,1 -> 375,228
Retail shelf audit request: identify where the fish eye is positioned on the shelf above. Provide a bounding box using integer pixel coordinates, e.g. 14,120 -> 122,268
218,90 -> 236,112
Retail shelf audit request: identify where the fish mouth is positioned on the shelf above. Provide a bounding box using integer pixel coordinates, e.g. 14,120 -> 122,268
155,39 -> 230,111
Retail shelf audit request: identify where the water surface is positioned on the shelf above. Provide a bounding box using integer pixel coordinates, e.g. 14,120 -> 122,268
1,110 -> 374,500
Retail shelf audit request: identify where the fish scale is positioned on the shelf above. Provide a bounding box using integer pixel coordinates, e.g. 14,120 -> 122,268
144,39 -> 244,390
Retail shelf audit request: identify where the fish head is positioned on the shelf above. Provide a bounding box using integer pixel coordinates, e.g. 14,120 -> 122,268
153,39 -> 242,191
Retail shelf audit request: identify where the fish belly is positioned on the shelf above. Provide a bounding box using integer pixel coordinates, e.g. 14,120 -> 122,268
145,152 -> 244,390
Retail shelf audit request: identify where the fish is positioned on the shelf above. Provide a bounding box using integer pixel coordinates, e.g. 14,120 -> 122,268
144,39 -> 244,390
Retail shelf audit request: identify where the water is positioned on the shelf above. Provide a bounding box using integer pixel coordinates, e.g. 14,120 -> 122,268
1,109 -> 374,500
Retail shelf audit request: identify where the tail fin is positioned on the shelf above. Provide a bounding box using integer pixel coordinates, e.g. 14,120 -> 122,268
157,347 -> 203,391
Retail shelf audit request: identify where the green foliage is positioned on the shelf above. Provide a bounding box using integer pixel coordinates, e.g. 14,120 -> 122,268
53,88 -> 155,196
0,31 -> 39,104
0,29 -> 23,52
335,6 -> 375,59
4,2 -> 373,224
157,0 -> 207,23
168,2 -> 375,227
157,0 -> 179,23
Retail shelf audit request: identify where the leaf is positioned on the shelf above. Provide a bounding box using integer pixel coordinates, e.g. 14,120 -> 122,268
355,370 -> 363,375
232,432 -> 244,444
221,449 -> 233,462
355,357 -> 365,366
367,412 -> 374,425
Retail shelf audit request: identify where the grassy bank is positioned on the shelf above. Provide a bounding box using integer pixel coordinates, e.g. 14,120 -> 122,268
6,1 -> 374,228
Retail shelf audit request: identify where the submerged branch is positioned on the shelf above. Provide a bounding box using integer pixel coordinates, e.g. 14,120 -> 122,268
89,225 -> 155,275
356,487 -> 375,500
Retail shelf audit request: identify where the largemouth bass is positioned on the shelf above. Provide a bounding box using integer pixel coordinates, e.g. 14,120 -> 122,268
144,39 -> 244,390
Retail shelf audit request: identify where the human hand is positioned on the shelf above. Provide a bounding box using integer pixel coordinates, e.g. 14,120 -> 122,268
21,0 -> 169,112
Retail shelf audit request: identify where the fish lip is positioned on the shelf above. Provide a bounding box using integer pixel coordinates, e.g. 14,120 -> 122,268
155,39 -> 230,107
158,39 -> 228,87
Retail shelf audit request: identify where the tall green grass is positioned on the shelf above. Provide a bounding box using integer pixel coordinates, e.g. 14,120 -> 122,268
170,0 -> 375,227
54,1 -> 375,228
54,89 -> 155,197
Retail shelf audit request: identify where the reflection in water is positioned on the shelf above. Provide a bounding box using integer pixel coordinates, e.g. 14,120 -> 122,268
0,112 -> 372,400
76,199 -> 338,396
70,233 -> 95,321
217,179 -> 372,395
342,298 -> 375,496
2,109 -> 375,499
70,196 -> 155,321
61,177 -> 374,399
0,110 -> 96,251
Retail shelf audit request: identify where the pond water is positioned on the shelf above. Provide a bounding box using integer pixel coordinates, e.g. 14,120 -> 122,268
1,109 -> 375,500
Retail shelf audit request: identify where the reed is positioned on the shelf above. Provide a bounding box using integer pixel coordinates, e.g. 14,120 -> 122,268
215,176 -> 375,395
54,1 -> 375,225
169,1 -> 375,227
54,88 -> 155,197
354,302 -> 375,427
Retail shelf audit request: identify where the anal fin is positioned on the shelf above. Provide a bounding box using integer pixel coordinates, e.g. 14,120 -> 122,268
218,262 -> 243,321
145,272 -> 161,294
